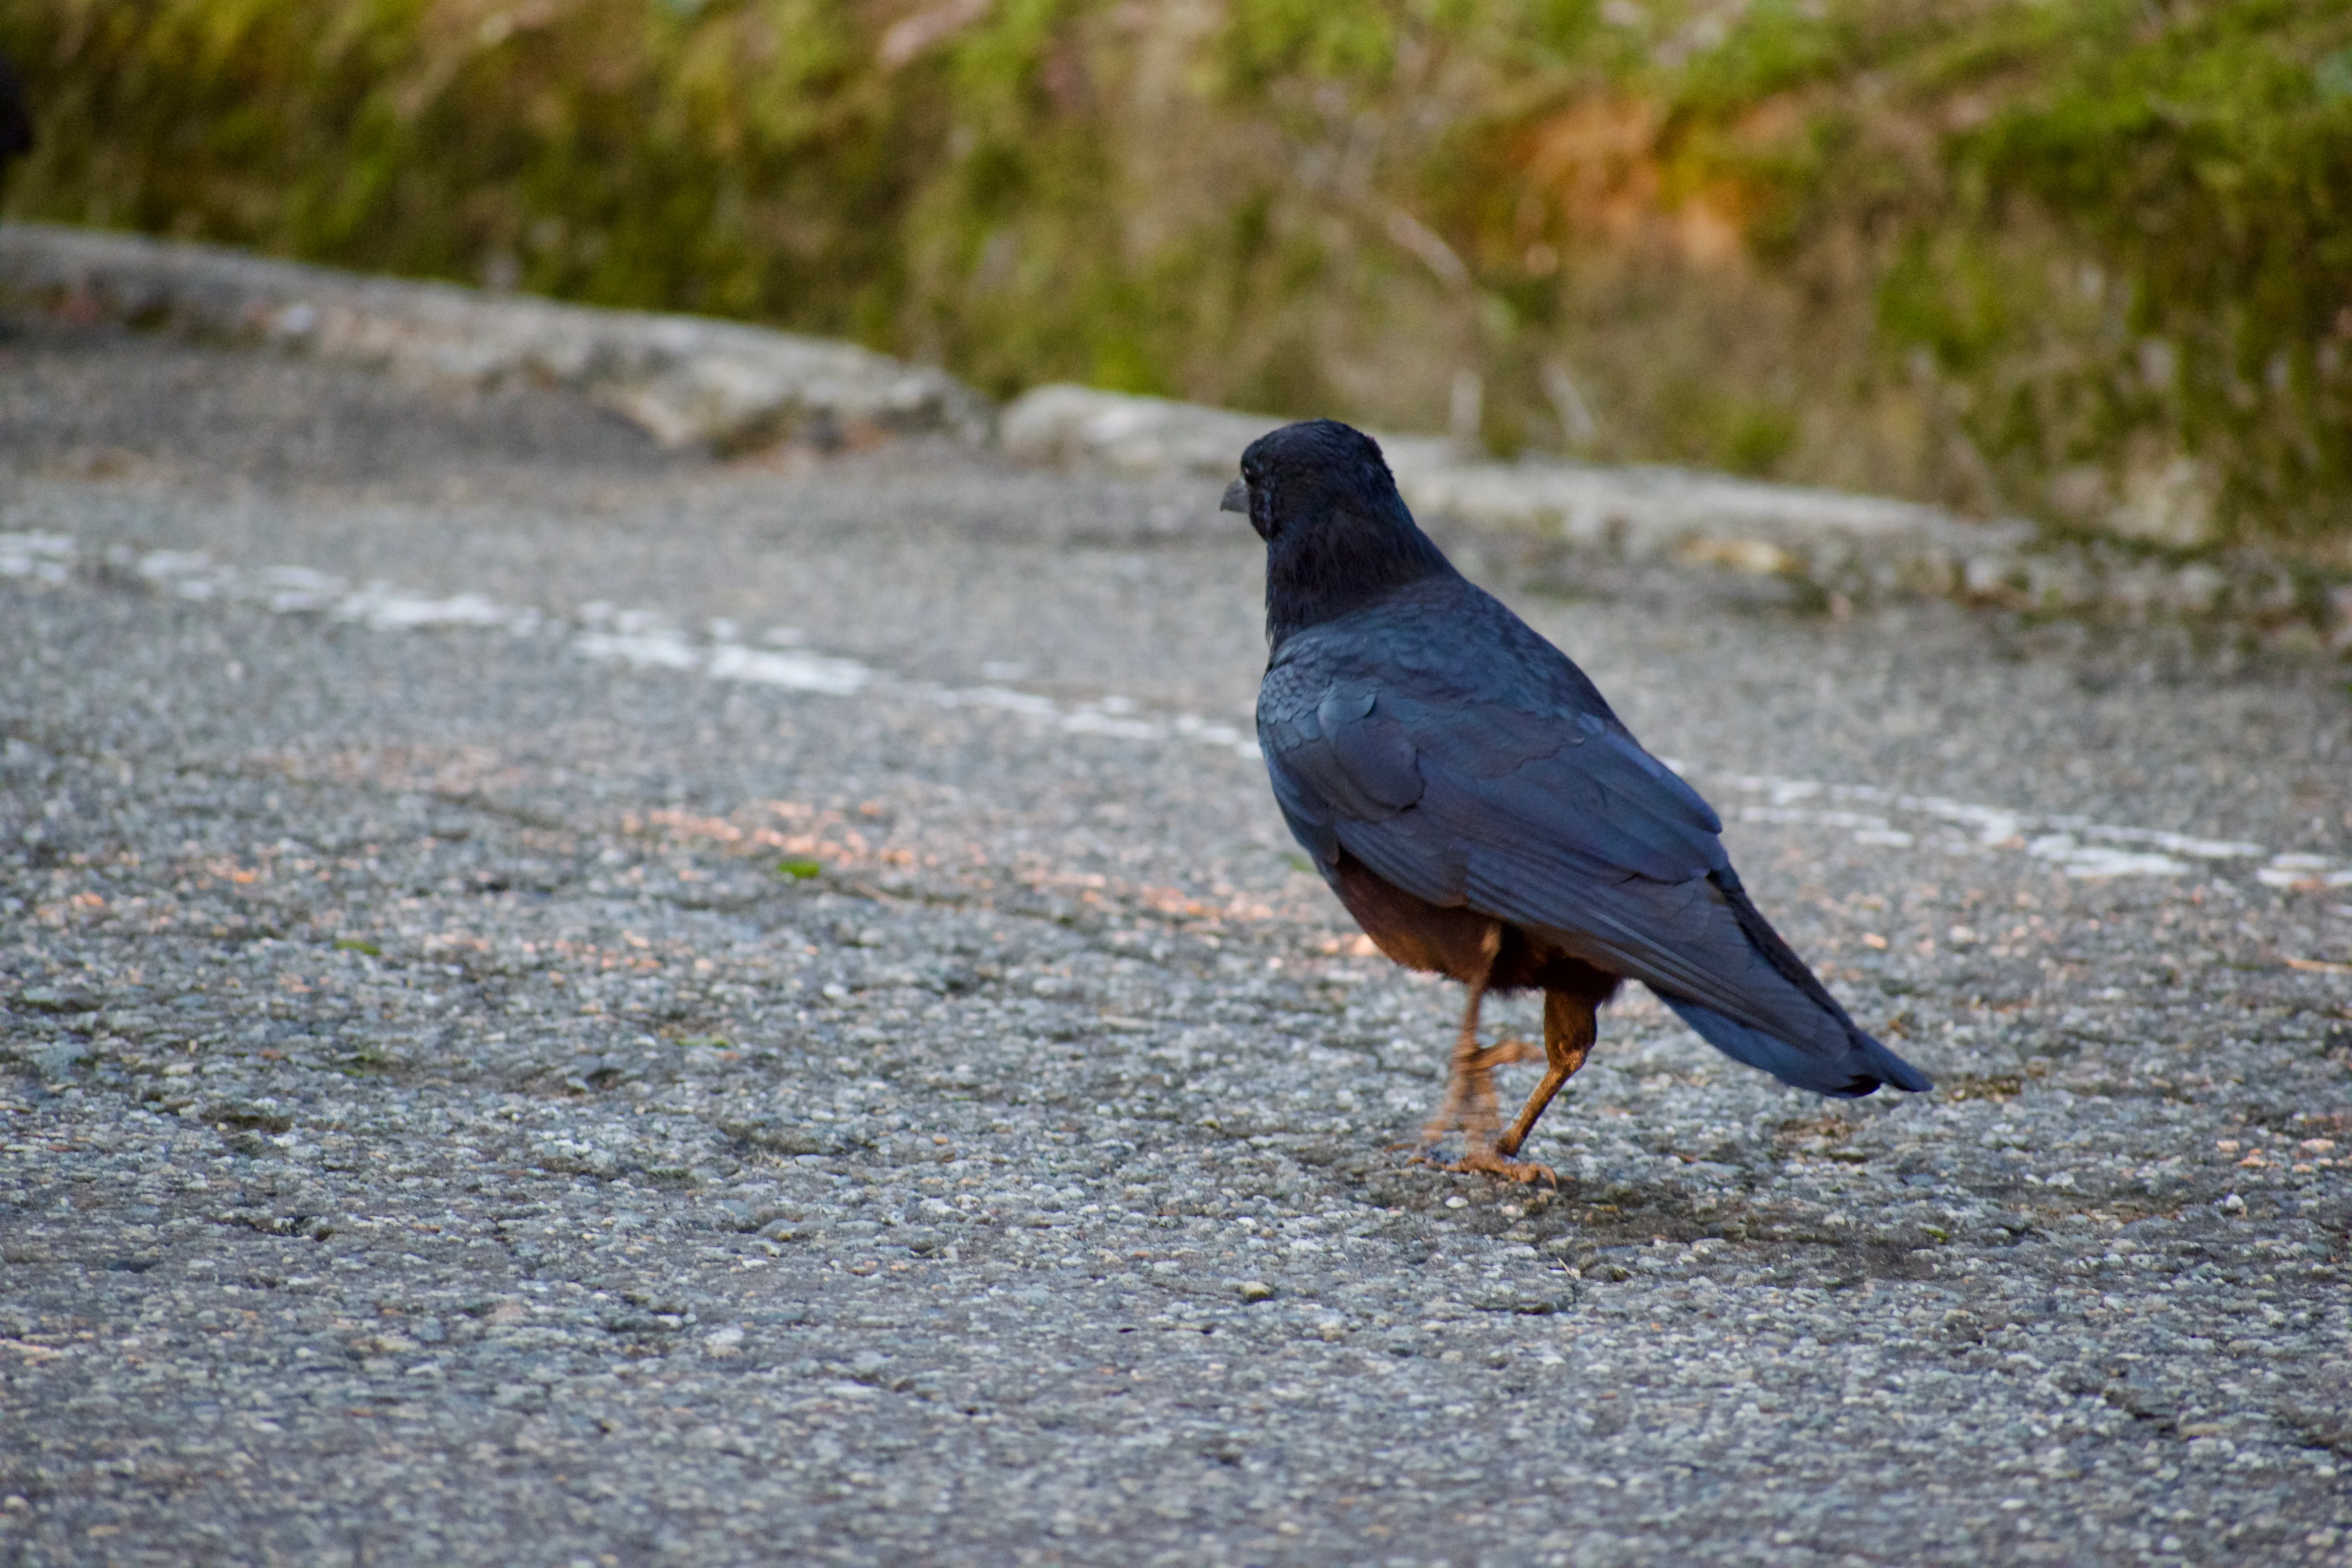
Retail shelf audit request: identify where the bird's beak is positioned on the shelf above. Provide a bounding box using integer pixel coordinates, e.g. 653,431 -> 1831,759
1220,477 -> 1249,515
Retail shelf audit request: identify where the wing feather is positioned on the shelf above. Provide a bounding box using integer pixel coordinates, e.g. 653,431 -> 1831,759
1259,580 -> 1889,1065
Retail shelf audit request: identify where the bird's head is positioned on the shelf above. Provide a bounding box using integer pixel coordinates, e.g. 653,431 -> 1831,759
1223,419 -> 1454,646
1220,418 -> 1395,543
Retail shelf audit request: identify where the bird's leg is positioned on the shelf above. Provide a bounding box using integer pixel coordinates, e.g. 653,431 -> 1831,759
1418,925 -> 1508,1147
1417,976 -> 1503,1147
1417,926 -> 1551,1184
1494,989 -> 1599,1161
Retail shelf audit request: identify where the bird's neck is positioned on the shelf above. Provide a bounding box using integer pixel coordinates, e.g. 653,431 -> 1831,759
1264,510 -> 1455,649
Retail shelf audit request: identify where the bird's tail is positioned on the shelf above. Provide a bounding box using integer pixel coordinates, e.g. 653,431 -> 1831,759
1642,868 -> 1934,1097
1655,991 -> 1931,1098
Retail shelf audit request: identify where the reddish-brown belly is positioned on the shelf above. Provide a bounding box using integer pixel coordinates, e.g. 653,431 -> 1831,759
1328,850 -> 1622,1004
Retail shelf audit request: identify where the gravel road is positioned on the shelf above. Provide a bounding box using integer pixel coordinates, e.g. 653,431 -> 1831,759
4,316 -> 2352,1567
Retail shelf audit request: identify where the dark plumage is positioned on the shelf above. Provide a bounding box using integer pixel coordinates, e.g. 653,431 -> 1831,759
1229,419 -> 1929,1179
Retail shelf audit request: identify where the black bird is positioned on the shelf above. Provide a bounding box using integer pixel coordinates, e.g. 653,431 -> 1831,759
1229,419 -> 1930,1181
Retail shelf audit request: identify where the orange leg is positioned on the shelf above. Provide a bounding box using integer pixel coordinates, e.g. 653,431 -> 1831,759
1417,926 -> 1552,1184
1495,989 -> 1598,1161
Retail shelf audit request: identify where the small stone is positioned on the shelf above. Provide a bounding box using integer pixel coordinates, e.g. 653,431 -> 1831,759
1238,1280 -> 1275,1303
33,1040 -> 89,1078
16,986 -> 92,1013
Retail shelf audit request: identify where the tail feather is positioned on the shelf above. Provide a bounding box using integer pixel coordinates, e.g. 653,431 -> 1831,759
1657,991 -> 1932,1098
1639,868 -> 1933,1097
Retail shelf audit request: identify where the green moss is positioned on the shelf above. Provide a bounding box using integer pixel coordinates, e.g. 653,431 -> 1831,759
1875,238 -> 2011,377
5,0 -> 2349,548
1722,401 -> 1800,479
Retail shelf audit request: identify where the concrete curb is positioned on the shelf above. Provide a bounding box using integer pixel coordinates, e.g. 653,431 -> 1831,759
1004,382 -> 2029,597
1003,383 -> 2351,642
4,225 -> 2341,646
0,221 -> 991,451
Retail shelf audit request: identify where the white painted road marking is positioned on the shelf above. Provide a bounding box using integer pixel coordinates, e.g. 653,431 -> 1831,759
7,530 -> 2345,888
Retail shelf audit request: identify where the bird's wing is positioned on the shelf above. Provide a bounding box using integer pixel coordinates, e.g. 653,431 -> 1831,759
1258,658 -> 1430,876
1259,616 -> 1724,893
1259,613 -> 1847,1056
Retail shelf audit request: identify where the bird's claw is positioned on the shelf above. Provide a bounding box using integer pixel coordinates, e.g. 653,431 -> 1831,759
1445,1148 -> 1558,1186
1479,1037 -> 1544,1068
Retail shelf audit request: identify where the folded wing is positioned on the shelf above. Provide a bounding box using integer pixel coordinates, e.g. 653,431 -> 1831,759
1260,597 -> 1929,1097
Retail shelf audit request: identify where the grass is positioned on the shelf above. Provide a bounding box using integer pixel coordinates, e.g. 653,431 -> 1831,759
5,0 -> 2349,553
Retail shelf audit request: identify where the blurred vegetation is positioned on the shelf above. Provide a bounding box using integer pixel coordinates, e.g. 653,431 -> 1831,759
6,0 -> 2352,552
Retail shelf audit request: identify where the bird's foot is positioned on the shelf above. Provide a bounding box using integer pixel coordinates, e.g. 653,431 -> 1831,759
1414,1036 -> 1547,1179
1445,1145 -> 1558,1186
1482,1036 -> 1543,1065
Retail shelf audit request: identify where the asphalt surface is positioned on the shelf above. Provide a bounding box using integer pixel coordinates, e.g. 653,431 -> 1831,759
4,316 -> 2352,1567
